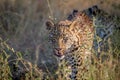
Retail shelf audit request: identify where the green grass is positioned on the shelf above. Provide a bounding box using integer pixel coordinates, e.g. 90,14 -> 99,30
0,38 -> 43,80
1,33 -> 120,80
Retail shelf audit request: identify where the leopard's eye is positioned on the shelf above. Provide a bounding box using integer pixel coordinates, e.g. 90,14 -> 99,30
63,37 -> 68,43
49,39 -> 56,43
49,34 -> 53,38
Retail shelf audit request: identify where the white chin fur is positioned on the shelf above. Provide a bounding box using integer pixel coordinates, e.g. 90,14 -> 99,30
60,55 -> 65,60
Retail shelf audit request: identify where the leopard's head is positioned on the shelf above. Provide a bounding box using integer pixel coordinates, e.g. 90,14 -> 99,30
46,13 -> 93,59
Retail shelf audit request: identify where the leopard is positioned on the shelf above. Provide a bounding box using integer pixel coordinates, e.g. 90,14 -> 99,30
46,5 -> 118,80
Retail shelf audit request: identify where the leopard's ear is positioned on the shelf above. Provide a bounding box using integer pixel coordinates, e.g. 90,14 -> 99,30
46,20 -> 55,30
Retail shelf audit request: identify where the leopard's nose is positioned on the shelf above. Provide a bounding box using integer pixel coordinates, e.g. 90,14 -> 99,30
55,48 -> 62,51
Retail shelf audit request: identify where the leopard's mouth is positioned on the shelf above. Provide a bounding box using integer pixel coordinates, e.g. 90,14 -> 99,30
53,48 -> 66,59
54,49 -> 63,57
54,51 -> 63,57
54,51 -> 65,60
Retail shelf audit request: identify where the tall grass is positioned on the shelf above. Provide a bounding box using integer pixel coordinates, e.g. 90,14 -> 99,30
0,38 -> 43,80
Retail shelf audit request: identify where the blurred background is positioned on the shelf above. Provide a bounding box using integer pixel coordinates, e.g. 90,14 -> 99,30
0,0 -> 120,76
